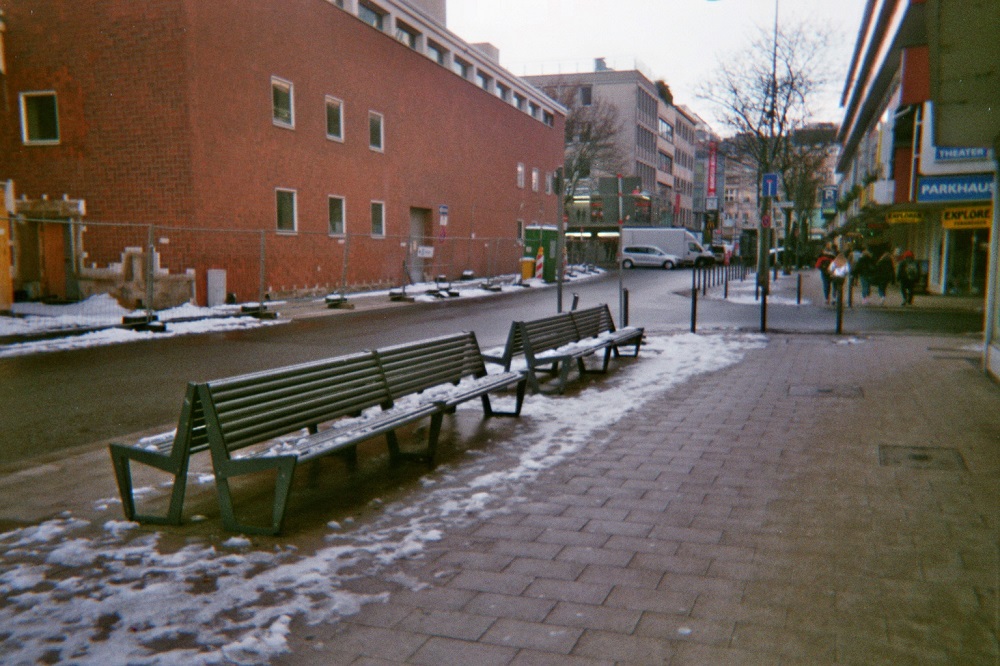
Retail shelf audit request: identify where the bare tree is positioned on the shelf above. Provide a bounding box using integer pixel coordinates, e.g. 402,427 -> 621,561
700,19 -> 836,258
539,81 -> 626,205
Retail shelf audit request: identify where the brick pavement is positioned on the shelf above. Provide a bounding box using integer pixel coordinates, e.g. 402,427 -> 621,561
273,330 -> 999,665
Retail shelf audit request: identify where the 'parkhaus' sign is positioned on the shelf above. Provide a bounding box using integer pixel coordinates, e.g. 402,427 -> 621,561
917,174 -> 995,203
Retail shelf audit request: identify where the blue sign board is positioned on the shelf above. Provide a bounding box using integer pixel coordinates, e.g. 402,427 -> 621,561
916,173 -> 994,203
820,186 -> 837,215
761,173 -> 779,198
934,146 -> 989,161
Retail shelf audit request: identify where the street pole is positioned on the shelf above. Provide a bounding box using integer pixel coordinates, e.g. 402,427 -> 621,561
555,167 -> 566,313
617,174 -> 625,325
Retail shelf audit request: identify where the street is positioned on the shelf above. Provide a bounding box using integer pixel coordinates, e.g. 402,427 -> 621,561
0,267 -> 983,468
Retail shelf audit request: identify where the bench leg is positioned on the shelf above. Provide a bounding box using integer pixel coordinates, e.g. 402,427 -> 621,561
108,445 -> 189,526
215,455 -> 298,535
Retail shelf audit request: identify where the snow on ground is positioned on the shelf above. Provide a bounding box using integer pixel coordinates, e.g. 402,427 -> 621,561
0,269 -> 603,358
705,272 -> 811,306
0,331 -> 765,665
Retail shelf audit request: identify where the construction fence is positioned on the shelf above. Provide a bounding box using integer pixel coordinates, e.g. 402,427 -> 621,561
5,217 -> 617,318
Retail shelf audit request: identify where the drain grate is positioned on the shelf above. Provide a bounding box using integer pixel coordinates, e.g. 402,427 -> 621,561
788,385 -> 863,398
878,445 -> 967,471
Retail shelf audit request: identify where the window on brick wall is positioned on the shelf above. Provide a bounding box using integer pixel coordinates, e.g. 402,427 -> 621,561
328,196 -> 346,235
19,92 -> 60,144
276,189 -> 297,232
531,168 -> 540,192
326,96 -> 343,141
369,111 -> 384,151
427,40 -> 447,65
358,1 -> 385,30
272,77 -> 294,128
395,20 -> 419,49
370,201 -> 385,236
517,163 -> 525,189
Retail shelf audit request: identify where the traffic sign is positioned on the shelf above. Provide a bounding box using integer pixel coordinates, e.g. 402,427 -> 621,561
762,173 -> 779,198
761,214 -> 771,228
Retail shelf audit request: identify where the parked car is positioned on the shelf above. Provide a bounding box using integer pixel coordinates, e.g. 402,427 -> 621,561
710,243 -> 734,264
621,245 -> 680,270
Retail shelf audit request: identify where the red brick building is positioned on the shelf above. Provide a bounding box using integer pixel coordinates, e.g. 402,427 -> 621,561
0,0 -> 564,306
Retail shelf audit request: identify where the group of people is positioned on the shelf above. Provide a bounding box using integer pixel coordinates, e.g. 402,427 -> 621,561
815,243 -> 920,306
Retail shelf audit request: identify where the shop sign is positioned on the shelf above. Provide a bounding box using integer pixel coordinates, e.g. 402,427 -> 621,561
917,173 -> 994,203
941,205 -> 993,230
936,147 -> 990,161
887,211 -> 923,225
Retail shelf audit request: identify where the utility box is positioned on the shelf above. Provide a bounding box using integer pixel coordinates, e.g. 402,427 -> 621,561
523,225 -> 558,283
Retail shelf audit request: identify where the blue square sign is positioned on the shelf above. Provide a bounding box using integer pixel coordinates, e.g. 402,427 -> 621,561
762,173 -> 779,198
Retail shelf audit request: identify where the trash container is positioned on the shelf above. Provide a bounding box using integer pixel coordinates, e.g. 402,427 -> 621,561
520,257 -> 535,280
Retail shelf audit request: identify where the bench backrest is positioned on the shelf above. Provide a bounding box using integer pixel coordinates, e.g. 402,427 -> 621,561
376,331 -> 488,401
570,304 -> 616,340
517,312 -> 579,356
197,351 -> 392,459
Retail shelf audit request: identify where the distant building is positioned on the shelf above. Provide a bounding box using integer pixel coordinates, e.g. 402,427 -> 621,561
0,0 -> 564,306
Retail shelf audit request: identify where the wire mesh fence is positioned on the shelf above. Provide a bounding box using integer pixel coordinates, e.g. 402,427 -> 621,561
5,216 -> 551,320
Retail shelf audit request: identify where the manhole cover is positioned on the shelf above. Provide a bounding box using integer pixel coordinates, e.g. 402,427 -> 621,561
878,445 -> 967,471
788,385 -> 863,398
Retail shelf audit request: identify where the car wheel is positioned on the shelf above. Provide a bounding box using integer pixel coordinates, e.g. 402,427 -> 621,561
622,259 -> 634,269
662,260 -> 674,270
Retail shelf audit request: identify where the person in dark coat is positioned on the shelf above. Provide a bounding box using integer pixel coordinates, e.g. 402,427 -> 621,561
854,247 -> 875,304
897,250 -> 918,305
815,244 -> 836,305
872,249 -> 895,305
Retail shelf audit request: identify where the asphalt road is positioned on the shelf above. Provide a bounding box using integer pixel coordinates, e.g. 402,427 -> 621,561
0,267 -> 982,468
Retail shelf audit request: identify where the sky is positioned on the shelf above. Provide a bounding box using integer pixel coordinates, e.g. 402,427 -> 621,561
446,0 -> 870,130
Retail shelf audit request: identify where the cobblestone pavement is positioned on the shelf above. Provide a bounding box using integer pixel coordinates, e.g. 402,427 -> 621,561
269,331 -> 999,665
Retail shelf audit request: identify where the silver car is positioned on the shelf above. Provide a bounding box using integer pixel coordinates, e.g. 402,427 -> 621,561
621,245 -> 679,270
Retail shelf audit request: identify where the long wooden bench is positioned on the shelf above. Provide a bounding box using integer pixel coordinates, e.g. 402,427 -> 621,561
485,304 -> 643,394
109,332 -> 525,534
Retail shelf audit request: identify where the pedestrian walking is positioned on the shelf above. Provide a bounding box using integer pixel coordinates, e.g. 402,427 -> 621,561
872,249 -> 895,305
897,250 -> 919,305
828,252 -> 851,306
854,246 -> 875,304
815,243 -> 836,305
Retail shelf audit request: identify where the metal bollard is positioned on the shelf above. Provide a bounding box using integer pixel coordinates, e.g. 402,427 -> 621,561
836,281 -> 844,334
690,275 -> 698,333
797,274 -> 802,305
571,292 -> 580,311
623,288 -> 630,327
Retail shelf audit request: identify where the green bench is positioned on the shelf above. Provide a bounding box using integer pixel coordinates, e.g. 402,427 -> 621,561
484,304 -> 643,394
110,331 -> 525,535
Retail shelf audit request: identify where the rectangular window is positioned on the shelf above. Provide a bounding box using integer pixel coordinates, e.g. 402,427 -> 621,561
531,168 -> 540,192
272,77 -> 294,128
580,86 -> 592,106
495,82 -> 510,101
476,71 -> 491,92
543,111 -> 555,127
325,96 -> 343,141
369,111 -> 384,151
395,21 -> 419,49
19,92 -> 60,144
658,118 -> 674,142
452,57 -> 470,79
276,189 -> 297,232
528,101 -> 540,118
658,151 -> 673,173
545,172 -> 553,195
358,2 -> 384,30
513,92 -> 526,111
517,220 -> 524,240
370,201 -> 385,236
328,196 -> 345,235
517,163 -> 525,189
427,40 -> 447,65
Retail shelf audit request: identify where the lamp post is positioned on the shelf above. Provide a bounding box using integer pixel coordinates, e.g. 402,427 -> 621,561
708,0 -> 779,331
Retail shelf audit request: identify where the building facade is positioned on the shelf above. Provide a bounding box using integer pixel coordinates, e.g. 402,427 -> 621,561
0,0 -> 564,306
837,0 -> 996,298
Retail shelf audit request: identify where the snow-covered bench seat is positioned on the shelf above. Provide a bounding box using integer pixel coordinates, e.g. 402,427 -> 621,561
486,304 -> 644,394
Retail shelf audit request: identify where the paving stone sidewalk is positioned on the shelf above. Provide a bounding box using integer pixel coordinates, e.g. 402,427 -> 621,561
276,332 -> 999,665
